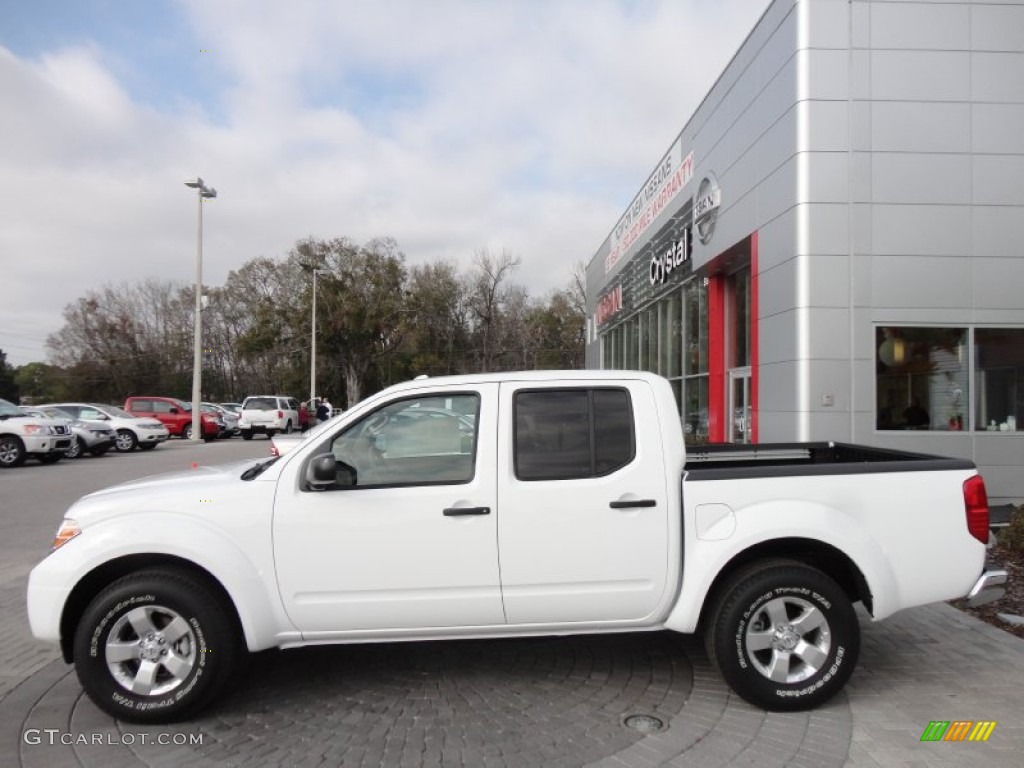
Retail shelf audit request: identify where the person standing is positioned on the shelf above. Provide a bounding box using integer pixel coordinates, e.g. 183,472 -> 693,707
322,395 -> 333,419
316,398 -> 330,423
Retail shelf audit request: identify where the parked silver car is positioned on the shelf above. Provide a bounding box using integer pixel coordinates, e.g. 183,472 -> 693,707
202,402 -> 240,437
21,406 -> 116,458
42,403 -> 170,451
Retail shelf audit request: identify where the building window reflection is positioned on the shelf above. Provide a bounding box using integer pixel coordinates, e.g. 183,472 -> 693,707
875,327 -> 968,431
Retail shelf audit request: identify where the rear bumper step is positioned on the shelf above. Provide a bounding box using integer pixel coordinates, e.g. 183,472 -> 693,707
965,567 -> 1008,608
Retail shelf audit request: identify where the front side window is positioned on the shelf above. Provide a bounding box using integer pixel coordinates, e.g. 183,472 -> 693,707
328,394 -> 479,488
514,388 -> 634,481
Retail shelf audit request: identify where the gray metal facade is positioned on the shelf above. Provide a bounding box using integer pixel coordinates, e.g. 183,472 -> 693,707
585,0 -> 1024,504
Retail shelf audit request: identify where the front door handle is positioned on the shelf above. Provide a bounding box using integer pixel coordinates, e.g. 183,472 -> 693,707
609,499 -> 657,509
443,506 -> 491,516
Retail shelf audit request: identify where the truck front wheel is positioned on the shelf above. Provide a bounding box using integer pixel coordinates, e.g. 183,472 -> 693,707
72,569 -> 238,723
705,560 -> 859,711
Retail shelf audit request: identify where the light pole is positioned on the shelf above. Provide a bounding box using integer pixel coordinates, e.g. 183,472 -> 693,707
310,269 -> 321,408
184,177 -> 217,443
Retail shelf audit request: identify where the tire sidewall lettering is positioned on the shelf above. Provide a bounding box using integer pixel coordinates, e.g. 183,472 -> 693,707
732,584 -> 839,697
89,594 -> 156,658
87,594 -> 208,712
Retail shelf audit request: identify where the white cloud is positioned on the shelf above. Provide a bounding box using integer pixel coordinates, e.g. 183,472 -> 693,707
0,0 -> 769,365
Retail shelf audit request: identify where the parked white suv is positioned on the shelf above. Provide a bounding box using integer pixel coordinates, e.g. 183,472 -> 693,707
44,403 -> 170,452
239,395 -> 300,440
0,398 -> 72,467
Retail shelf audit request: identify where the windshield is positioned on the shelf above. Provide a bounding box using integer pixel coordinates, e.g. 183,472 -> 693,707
174,399 -> 193,411
244,397 -> 277,411
0,398 -> 24,417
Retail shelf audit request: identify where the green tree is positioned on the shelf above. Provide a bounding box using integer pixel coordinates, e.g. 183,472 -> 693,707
294,236 -> 409,407
14,362 -> 68,403
0,349 -> 20,401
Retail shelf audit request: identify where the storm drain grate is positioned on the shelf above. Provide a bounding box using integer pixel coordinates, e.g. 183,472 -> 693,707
623,714 -> 664,733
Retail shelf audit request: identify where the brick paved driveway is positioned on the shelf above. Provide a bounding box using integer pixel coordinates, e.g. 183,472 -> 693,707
2,440 -> 1022,767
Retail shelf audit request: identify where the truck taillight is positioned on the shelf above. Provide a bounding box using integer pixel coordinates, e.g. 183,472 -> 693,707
277,410 -> 284,418
963,475 -> 989,544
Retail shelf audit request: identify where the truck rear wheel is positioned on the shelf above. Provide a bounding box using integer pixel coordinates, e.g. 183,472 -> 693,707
72,569 -> 238,723
705,559 -> 859,711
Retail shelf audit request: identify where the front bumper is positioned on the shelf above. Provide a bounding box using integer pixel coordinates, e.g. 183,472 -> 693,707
23,434 -> 70,455
81,431 -> 116,450
965,565 -> 1008,608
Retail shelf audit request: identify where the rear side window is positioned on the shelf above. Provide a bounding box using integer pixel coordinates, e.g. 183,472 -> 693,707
128,400 -> 152,411
514,388 -> 635,481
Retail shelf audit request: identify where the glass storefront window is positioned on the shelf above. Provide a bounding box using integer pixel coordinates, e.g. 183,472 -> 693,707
661,290 -> 682,378
685,280 -> 707,376
729,268 -> 751,369
976,328 -> 1024,432
684,374 -> 709,443
876,327 -> 968,431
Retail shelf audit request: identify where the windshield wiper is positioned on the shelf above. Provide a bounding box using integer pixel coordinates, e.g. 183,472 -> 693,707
241,457 -> 278,481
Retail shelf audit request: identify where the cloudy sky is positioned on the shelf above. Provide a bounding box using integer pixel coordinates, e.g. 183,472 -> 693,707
0,0 -> 769,366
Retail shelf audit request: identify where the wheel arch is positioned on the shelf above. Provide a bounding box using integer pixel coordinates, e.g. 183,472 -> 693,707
693,538 -> 873,637
59,554 -> 243,663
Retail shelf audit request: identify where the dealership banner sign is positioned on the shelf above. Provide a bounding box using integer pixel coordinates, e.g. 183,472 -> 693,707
605,142 -> 694,274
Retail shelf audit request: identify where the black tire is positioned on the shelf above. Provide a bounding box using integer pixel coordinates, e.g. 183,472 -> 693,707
89,444 -> 111,457
705,559 -> 859,711
284,420 -> 293,435
241,431 -> 252,441
72,569 -> 239,723
138,443 -> 157,451
37,453 -> 63,464
66,436 -> 85,459
266,430 -> 276,439
182,424 -> 193,441
0,435 -> 26,467
115,429 -> 138,452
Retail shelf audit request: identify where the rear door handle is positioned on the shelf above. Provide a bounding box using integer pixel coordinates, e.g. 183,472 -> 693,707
443,506 -> 491,516
609,499 -> 657,509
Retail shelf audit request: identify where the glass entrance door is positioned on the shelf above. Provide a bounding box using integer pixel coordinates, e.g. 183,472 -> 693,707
728,367 -> 751,444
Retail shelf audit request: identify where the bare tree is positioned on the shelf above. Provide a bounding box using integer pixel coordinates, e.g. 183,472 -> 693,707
465,249 -> 521,372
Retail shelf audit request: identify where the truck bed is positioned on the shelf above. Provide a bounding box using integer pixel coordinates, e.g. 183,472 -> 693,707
684,442 -> 976,480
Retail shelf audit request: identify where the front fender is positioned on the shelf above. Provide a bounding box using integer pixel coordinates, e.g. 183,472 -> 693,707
663,500 -> 898,634
27,513 -> 297,652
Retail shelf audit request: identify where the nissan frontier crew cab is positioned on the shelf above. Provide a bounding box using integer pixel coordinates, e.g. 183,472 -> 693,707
27,371 -> 1006,722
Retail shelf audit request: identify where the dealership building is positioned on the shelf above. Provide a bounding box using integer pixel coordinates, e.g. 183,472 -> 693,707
584,0 -> 1024,504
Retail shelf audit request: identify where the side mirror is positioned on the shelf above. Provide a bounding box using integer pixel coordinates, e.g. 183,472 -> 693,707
306,453 -> 339,490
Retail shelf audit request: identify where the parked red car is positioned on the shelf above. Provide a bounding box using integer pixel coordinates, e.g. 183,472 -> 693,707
123,396 -> 221,441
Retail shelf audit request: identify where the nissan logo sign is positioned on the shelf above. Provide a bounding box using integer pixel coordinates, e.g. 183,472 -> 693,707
694,174 -> 721,245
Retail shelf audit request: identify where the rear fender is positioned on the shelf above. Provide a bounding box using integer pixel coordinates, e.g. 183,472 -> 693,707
664,500 -> 897,634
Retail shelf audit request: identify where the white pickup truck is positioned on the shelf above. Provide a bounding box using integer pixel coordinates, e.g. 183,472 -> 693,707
27,371 -> 1006,723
